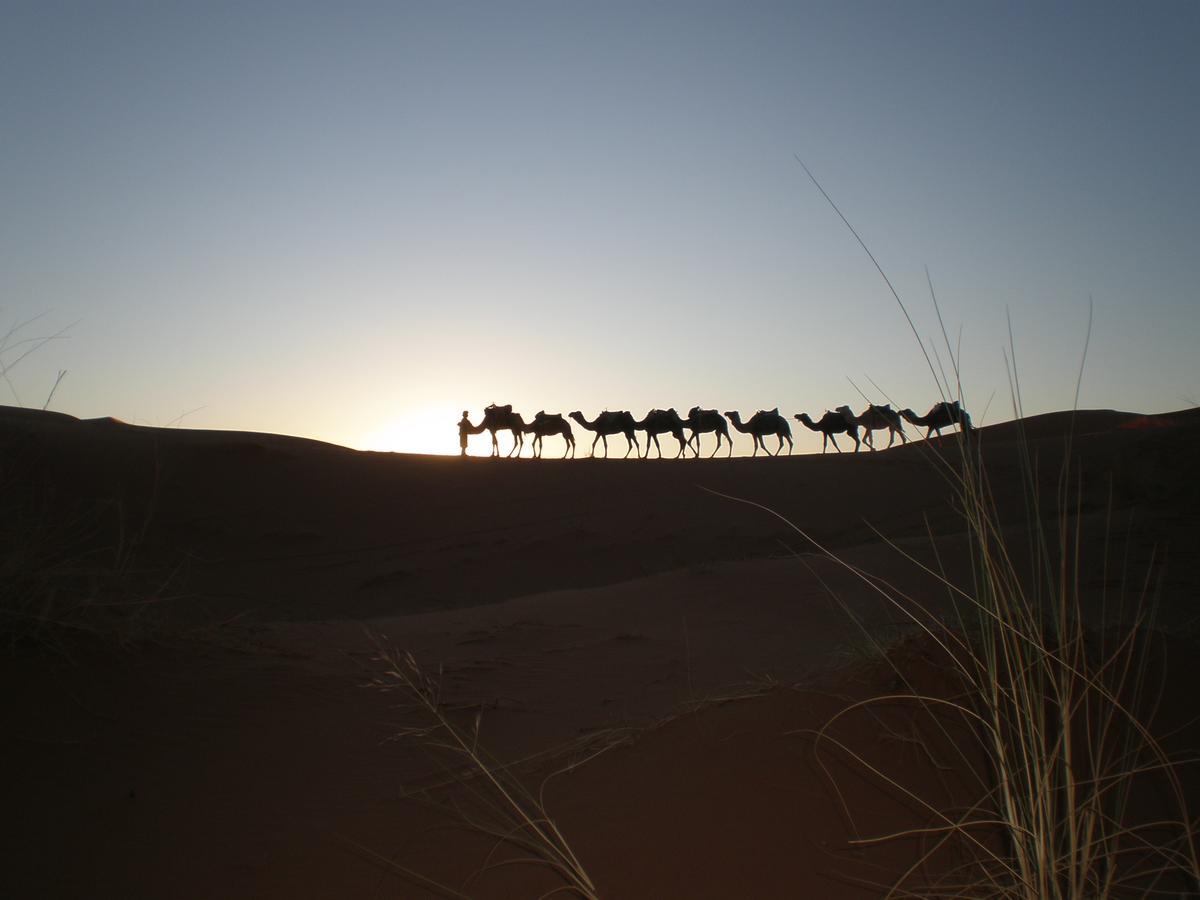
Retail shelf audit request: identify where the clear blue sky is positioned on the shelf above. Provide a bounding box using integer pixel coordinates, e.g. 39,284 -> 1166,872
3,1 -> 1197,454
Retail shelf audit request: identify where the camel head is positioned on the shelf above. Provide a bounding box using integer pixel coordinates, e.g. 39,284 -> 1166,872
898,408 -> 919,423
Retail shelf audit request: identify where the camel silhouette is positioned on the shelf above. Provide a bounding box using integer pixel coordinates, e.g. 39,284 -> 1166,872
469,403 -> 526,458
795,410 -> 860,454
634,408 -> 689,459
898,401 -> 974,439
523,411 -> 575,459
684,407 -> 732,458
838,404 -> 907,450
568,410 -> 640,458
725,408 -> 793,456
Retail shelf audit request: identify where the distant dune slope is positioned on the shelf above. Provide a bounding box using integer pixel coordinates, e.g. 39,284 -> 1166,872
3,405 -> 1197,624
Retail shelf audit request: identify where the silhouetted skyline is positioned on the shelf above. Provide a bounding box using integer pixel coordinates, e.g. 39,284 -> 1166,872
3,2 -> 1197,454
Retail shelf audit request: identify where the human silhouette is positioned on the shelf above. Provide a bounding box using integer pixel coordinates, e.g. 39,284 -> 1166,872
457,410 -> 472,456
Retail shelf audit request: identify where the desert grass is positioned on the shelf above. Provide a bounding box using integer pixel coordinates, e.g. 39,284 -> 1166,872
0,312 -> 71,408
781,161 -> 1200,897
717,467 -> 1200,897
0,450 -> 180,651
365,640 -> 602,899
0,313 -> 178,648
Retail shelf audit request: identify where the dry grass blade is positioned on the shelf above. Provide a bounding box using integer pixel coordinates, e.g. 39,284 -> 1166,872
366,634 -> 600,899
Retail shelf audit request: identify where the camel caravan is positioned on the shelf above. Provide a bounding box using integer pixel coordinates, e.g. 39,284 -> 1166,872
460,401 -> 974,459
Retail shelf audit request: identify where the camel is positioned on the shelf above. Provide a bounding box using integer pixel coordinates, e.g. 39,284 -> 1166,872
683,406 -> 732,458
634,408 -> 689,459
795,410 -> 860,454
523,411 -> 575,459
838,404 -> 907,450
468,405 -> 525,458
470,403 -> 526,458
568,410 -> 640,458
898,401 -> 974,439
725,408 -> 793,456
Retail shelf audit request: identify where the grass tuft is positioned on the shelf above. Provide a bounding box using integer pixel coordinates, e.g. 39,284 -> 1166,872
786,160 -> 1200,898
366,637 -> 601,899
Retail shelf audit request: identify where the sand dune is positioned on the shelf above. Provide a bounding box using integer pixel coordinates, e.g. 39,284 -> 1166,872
3,405 -> 1198,897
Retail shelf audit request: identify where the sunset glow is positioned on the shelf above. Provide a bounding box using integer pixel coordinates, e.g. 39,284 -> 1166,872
359,406 -> 466,457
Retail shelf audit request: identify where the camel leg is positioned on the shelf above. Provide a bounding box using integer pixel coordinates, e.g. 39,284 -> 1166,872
850,427 -> 860,453
827,434 -> 838,453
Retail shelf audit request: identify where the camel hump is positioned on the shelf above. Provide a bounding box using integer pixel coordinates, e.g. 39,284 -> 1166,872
487,403 -> 513,413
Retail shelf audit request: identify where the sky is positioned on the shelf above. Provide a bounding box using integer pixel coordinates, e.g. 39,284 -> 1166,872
3,1 -> 1198,455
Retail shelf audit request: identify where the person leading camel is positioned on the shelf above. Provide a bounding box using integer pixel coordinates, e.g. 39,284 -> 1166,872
457,410 -> 472,457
